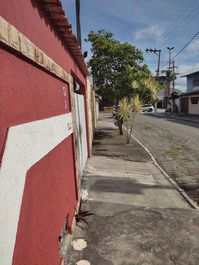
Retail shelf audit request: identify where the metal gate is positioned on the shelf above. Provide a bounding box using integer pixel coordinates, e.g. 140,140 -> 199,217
75,93 -> 88,175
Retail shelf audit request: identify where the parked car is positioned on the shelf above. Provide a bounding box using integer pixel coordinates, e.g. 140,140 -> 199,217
141,104 -> 154,112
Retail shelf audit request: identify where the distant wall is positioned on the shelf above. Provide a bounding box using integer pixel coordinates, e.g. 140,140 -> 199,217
189,95 -> 199,114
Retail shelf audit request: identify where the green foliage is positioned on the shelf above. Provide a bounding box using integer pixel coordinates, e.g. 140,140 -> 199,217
132,77 -> 162,103
118,96 -> 142,144
86,30 -> 151,102
119,96 -> 142,121
86,30 -> 160,136
118,98 -> 132,122
132,94 -> 142,113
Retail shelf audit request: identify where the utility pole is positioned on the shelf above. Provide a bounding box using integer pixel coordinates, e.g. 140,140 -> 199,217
75,0 -> 81,48
146,48 -> 161,113
167,47 -> 175,95
145,48 -> 161,78
172,61 -> 178,93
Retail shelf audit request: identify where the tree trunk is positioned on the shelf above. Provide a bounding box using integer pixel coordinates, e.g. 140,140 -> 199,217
114,98 -> 123,135
117,116 -> 123,135
115,108 -> 123,135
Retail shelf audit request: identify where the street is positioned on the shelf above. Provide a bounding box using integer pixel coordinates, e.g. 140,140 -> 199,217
133,113 -> 199,203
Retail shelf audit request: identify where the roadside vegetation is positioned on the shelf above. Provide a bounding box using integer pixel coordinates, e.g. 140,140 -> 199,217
118,96 -> 141,144
86,30 -> 162,136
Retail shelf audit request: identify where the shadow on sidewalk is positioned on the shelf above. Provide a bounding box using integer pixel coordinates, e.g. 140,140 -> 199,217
89,177 -> 177,194
92,115 -> 151,162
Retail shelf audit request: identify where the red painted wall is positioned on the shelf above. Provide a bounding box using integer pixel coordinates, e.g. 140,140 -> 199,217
12,136 -> 77,265
0,48 -> 71,156
1,0 -> 91,156
0,38 -> 77,265
1,1 -> 89,264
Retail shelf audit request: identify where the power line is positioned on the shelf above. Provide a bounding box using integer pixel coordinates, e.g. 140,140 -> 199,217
160,30 -> 199,70
172,31 -> 199,59
158,2 -> 199,48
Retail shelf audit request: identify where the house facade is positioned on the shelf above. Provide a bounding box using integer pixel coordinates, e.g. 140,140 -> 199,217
0,1 -> 92,265
180,71 -> 199,114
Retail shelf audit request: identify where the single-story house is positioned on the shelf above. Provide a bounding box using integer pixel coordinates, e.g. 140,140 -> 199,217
179,71 -> 199,114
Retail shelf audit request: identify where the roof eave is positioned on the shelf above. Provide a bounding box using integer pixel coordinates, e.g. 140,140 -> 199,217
39,0 -> 89,76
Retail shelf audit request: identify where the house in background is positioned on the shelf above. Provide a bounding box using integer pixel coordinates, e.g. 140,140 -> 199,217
179,71 -> 199,114
0,1 -> 98,265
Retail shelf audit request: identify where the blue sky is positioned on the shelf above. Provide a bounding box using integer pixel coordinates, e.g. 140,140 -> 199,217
62,0 -> 199,91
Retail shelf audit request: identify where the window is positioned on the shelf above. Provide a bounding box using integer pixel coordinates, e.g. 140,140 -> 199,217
193,78 -> 199,88
190,97 -> 199,104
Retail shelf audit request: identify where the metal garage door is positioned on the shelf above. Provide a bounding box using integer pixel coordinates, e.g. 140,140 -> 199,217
180,97 -> 189,113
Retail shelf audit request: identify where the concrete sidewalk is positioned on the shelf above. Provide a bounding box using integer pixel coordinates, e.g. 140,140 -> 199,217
65,113 -> 199,265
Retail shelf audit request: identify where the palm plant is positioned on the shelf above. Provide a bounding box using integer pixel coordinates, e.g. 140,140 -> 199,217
118,77 -> 160,144
119,95 -> 142,144
132,77 -> 160,104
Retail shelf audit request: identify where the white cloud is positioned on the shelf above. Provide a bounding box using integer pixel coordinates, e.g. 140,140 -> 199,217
134,25 -> 163,42
175,78 -> 186,92
187,39 -> 199,54
178,63 -> 199,76
175,62 -> 199,92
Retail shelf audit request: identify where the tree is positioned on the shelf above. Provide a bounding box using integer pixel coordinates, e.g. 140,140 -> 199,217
86,30 -> 151,134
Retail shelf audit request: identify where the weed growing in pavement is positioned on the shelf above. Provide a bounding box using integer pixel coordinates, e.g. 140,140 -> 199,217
75,210 -> 94,225
75,200 -> 94,228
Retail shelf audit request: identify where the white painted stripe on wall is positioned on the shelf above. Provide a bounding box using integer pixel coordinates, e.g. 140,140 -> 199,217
75,94 -> 88,175
0,113 -> 73,265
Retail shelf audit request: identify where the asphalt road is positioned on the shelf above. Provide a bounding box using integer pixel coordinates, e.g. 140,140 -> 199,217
133,113 -> 199,203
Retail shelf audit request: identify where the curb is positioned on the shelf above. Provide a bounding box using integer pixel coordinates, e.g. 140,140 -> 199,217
130,133 -> 199,210
152,113 -> 199,124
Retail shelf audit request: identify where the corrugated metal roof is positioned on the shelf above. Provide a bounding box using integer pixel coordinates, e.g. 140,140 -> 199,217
181,70 -> 199,78
40,0 -> 89,76
179,90 -> 199,97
